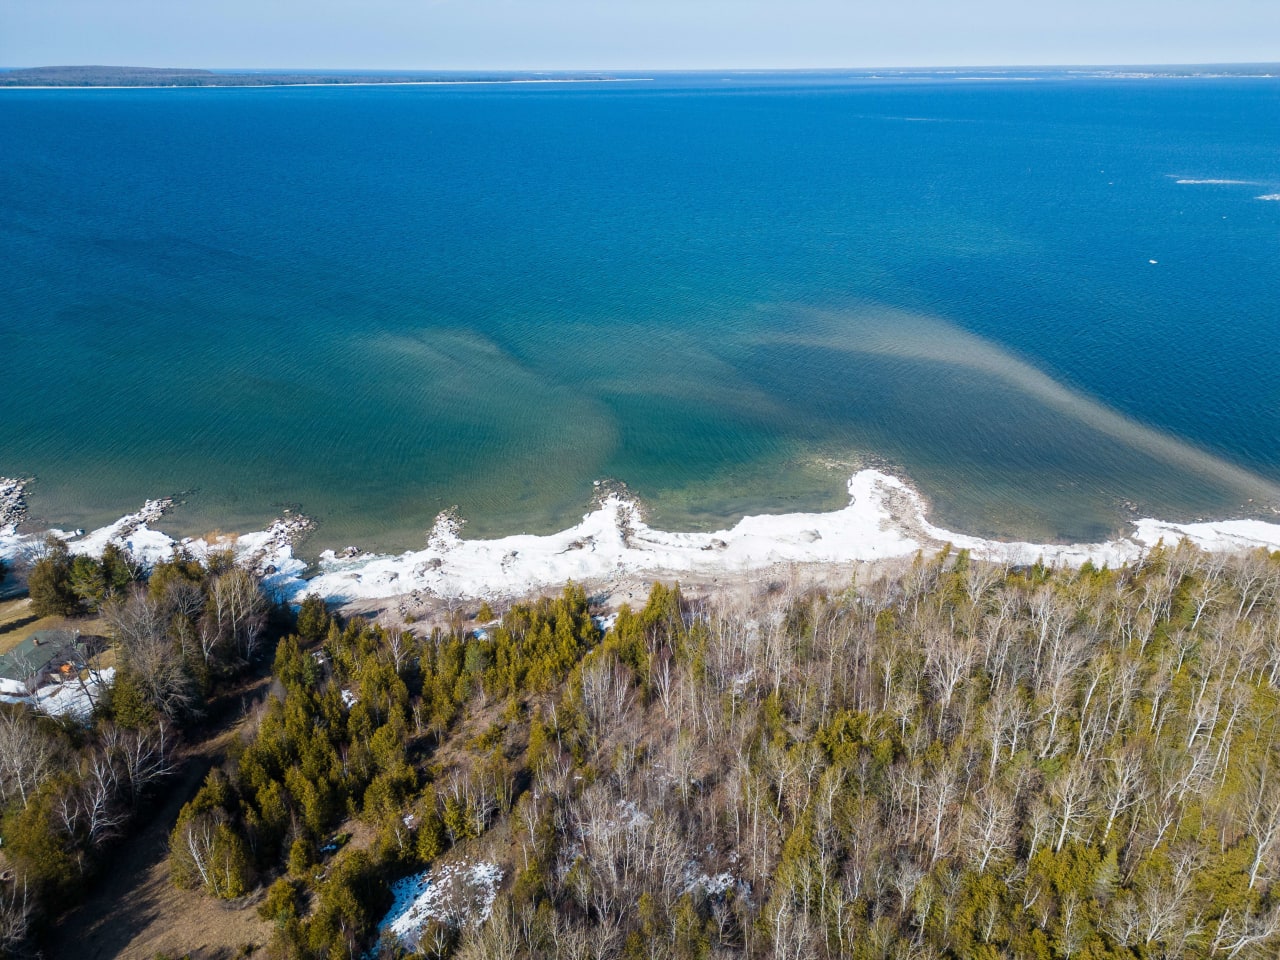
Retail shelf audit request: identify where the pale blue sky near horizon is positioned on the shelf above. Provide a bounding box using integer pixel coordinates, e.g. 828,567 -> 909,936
2,0 -> 1279,70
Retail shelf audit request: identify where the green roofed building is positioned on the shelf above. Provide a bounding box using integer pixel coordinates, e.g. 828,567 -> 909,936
0,630 -> 105,696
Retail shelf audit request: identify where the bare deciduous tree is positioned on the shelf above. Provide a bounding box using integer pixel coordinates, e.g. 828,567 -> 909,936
0,710 -> 57,808
0,876 -> 32,957
106,588 -> 196,720
206,568 -> 268,663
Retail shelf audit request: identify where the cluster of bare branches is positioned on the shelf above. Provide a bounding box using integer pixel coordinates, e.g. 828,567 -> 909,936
446,545 -> 1280,960
0,706 -> 175,953
105,562 -> 269,721
0,555 -> 270,957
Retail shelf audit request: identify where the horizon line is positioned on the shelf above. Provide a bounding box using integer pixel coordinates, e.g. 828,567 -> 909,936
3,60 -> 1279,73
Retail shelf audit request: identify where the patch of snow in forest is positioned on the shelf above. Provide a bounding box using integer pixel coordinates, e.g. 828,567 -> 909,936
0,668 -> 116,720
376,861 -> 503,950
616,800 -> 651,830
683,871 -> 740,897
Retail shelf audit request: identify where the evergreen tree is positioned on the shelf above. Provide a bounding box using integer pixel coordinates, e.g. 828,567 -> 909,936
26,535 -> 79,617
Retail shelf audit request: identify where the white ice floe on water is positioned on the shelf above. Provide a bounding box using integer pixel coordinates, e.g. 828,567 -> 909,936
376,861 -> 503,950
1173,178 -> 1255,185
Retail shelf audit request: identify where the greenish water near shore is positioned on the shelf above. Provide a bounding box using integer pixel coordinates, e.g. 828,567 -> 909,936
2,74 -> 1278,552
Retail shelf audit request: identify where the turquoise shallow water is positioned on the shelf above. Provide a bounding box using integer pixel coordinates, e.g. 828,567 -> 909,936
2,73 -> 1278,551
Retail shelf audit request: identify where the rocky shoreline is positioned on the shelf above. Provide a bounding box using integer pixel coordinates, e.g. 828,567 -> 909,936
0,476 -> 29,537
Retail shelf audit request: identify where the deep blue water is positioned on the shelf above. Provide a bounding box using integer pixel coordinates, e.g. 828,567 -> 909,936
2,73 -> 1278,549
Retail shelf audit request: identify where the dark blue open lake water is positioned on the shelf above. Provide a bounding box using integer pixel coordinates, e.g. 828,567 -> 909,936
2,73 -> 1278,550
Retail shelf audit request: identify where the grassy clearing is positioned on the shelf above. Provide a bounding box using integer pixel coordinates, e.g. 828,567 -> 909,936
0,597 -> 111,655
0,596 -> 40,654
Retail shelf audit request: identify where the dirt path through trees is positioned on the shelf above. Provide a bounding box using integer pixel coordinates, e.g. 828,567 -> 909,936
43,675 -> 275,960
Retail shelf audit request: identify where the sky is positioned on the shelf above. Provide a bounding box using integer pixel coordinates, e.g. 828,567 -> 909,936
2,0 -> 1278,70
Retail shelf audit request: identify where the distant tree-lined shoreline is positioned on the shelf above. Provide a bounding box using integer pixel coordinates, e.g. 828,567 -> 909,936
0,65 -> 619,87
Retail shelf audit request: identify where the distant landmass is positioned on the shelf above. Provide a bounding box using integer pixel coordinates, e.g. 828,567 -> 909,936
2,64 -> 1277,88
0,65 -> 622,87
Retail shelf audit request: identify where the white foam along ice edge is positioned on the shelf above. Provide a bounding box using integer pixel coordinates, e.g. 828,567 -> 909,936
3,471 -> 1280,608
283,471 -> 1280,602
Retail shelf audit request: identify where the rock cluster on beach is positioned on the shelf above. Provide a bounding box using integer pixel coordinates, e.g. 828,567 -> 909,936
0,477 -> 29,537
233,511 -> 316,576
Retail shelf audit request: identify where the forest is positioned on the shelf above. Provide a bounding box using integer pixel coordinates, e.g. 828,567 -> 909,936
4,541 -> 1280,959
0,546 -> 274,954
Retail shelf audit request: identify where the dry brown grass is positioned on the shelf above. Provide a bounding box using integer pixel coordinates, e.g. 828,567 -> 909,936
0,597 -> 39,655
43,672 -> 279,960
0,598 -> 111,656
41,734 -> 272,960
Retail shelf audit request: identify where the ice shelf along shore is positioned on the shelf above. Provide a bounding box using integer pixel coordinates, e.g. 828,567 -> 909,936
4,470 -> 1280,607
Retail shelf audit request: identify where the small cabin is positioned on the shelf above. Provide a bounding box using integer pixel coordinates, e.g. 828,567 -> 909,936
0,630 -> 105,695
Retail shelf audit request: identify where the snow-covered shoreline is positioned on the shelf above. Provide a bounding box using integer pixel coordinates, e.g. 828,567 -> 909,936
4,470 -> 1280,608
0,476 -> 30,538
